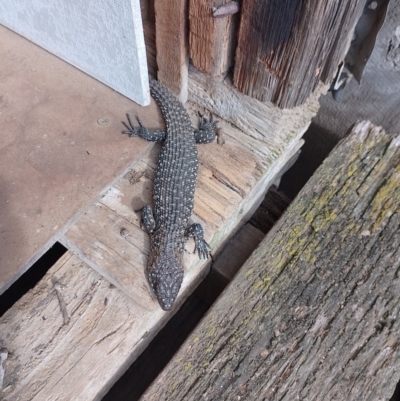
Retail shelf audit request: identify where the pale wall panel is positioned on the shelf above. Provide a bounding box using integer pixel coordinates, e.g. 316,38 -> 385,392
0,0 -> 150,105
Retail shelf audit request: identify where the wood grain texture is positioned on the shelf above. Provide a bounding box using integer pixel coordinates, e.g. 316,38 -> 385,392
141,121 -> 400,400
102,294 -> 209,401
189,0 -> 238,76
62,153 -> 215,310
188,68 -> 325,161
0,125 -> 302,400
233,0 -> 365,108
0,252 -> 171,401
154,0 -> 189,100
60,117 -> 266,309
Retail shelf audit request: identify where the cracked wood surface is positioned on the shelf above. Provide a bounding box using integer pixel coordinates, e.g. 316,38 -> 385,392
0,251 -> 170,400
141,121 -> 400,401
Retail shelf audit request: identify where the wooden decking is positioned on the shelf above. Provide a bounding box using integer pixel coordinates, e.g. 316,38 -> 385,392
0,25 -> 155,292
0,26 -> 326,400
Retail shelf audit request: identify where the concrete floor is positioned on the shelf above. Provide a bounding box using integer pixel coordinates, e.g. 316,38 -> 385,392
0,25 -> 161,293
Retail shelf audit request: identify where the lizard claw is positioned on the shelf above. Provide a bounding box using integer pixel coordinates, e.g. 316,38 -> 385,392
194,238 -> 211,259
185,223 -> 211,259
122,113 -> 141,137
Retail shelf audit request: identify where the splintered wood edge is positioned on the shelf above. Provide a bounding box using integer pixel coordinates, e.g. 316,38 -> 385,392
0,251 -> 195,400
188,68 -> 326,154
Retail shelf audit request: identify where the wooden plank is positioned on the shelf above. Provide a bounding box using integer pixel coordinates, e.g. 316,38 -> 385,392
62,201 -> 155,310
60,119 -> 261,308
0,251 -> 178,401
102,294 -> 209,401
0,0 -> 150,105
141,121 -> 400,400
198,187 -> 291,304
154,0 -> 189,101
189,0 -> 238,76
62,153 -> 213,310
0,25 -> 160,294
233,0 -> 365,107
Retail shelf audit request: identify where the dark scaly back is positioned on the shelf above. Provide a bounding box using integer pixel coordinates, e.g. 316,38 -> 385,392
149,78 -> 199,253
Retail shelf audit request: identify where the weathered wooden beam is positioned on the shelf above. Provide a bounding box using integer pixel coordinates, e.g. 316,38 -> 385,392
189,0 -> 238,76
0,252 -> 168,401
154,0 -> 189,101
234,0 -> 366,108
141,121 -> 400,400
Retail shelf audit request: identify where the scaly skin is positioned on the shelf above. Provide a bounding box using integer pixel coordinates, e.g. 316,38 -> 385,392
122,78 -> 218,310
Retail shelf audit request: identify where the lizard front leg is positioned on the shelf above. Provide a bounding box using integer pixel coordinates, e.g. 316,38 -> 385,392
122,114 -> 166,142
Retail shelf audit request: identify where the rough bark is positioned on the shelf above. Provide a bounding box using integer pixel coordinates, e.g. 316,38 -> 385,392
141,121 -> 400,401
233,0 -> 366,108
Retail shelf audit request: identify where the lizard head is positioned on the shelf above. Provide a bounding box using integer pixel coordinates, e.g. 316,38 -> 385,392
148,255 -> 184,311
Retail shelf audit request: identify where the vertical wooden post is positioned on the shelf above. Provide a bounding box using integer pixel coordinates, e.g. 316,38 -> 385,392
189,0 -> 238,76
154,0 -> 189,101
233,0 -> 366,108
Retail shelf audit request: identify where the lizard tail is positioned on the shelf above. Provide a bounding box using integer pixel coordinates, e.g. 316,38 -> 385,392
149,77 -> 192,130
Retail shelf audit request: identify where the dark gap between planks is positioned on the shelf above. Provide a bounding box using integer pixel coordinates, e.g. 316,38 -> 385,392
0,242 -> 67,317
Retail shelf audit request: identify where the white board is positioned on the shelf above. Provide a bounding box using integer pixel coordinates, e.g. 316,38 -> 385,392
0,0 -> 150,106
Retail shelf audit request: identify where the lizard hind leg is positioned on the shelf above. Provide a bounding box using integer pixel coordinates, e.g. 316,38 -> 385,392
136,204 -> 156,234
185,223 -> 211,259
194,112 -> 219,144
